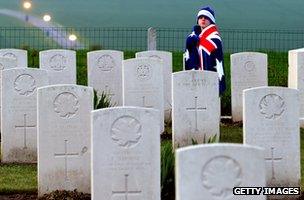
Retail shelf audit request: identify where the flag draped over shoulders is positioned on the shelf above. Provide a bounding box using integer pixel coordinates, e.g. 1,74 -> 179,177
185,24 -> 226,95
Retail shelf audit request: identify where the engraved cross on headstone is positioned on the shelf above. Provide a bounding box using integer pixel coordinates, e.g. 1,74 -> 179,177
142,96 -> 153,108
186,96 -> 207,132
54,140 -> 79,181
15,113 -> 36,149
112,174 -> 142,200
265,147 -> 283,181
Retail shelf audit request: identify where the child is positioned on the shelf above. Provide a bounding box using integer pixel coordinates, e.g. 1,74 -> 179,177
185,6 -> 226,95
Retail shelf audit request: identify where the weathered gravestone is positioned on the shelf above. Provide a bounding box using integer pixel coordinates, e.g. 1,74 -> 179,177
288,48 -> 304,127
135,50 -> 172,121
0,48 -> 27,68
244,87 -> 300,189
176,144 -> 266,200
123,58 -> 164,132
231,52 -> 267,122
172,70 -> 219,148
39,49 -> 76,84
1,68 -> 48,163
87,50 -> 123,106
0,57 -> 23,130
37,85 -> 93,196
91,107 -> 160,200
147,27 -> 157,50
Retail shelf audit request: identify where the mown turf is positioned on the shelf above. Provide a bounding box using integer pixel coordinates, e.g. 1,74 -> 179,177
0,163 -> 37,194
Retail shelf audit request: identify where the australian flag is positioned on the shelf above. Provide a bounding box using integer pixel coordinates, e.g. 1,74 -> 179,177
185,24 -> 226,95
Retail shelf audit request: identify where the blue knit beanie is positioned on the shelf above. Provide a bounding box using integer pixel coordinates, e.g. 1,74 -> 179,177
197,6 -> 215,24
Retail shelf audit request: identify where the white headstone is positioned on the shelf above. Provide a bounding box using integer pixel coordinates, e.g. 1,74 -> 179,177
288,48 -> 304,127
39,49 -> 76,85
172,70 -> 220,148
87,50 -> 123,106
135,50 -> 172,121
0,49 -> 27,68
176,144 -> 266,200
244,87 -> 300,188
147,27 -> 157,50
231,52 -> 268,122
1,68 -> 48,163
0,57 -> 24,130
288,47 -> 304,67
37,85 -> 93,196
91,107 -> 160,200
123,58 -> 164,132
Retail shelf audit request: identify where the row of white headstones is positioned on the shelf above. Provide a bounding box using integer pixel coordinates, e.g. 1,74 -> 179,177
0,48 -> 302,199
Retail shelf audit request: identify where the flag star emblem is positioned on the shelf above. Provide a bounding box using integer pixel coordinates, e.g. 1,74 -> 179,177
215,59 -> 224,80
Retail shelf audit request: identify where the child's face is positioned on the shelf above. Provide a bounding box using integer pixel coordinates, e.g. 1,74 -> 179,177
198,16 -> 211,29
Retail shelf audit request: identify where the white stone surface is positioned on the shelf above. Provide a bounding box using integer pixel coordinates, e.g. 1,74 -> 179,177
37,84 -> 93,196
244,86 -> 300,188
135,50 -> 172,121
0,49 -> 27,68
175,144 -> 266,200
39,49 -> 76,84
288,48 -> 304,127
288,48 -> 304,69
0,56 -> 18,69
123,58 -> 164,132
147,27 -> 157,50
172,70 -> 220,148
231,52 -> 267,122
0,57 -> 24,130
91,107 -> 160,200
87,50 -> 123,106
1,68 -> 48,163
182,52 -> 186,71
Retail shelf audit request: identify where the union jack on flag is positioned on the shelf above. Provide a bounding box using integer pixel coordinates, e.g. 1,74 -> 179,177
185,24 -> 226,95
198,24 -> 221,55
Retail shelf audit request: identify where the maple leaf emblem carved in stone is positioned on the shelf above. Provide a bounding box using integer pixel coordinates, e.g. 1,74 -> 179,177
259,94 -> 285,120
201,156 -> 242,199
14,74 -> 36,96
53,92 -> 79,118
111,116 -> 142,148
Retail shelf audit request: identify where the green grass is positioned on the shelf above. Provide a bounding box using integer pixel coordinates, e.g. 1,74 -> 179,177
220,122 -> 243,143
161,140 -> 175,200
0,163 -> 37,194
